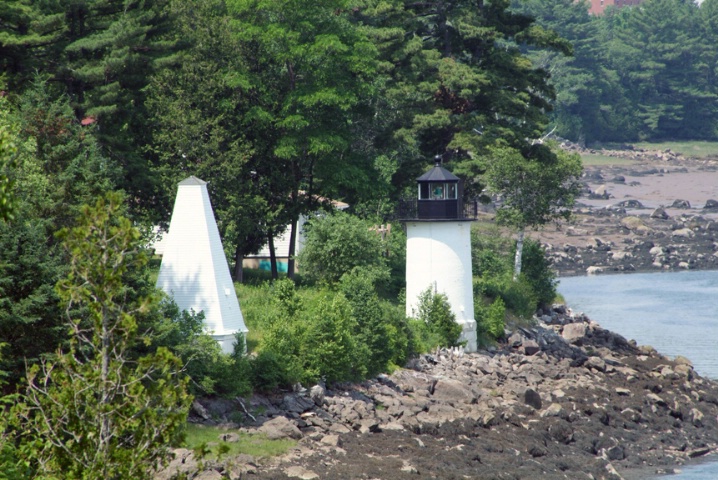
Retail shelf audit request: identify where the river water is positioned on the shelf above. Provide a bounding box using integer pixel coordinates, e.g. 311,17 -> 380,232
559,270 -> 718,480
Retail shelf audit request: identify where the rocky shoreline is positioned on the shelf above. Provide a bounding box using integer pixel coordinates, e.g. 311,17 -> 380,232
157,147 -> 718,480
533,147 -> 718,277
160,305 -> 718,480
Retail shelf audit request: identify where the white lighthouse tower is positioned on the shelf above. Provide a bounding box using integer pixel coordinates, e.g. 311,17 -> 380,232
156,176 -> 248,354
402,163 -> 477,351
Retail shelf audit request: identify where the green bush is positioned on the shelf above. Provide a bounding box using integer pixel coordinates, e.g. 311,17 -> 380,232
415,288 -> 463,348
476,297 -> 506,341
518,238 -> 558,308
153,299 -> 252,397
473,274 -> 536,320
471,226 -> 557,319
297,211 -> 389,286
250,350 -> 292,392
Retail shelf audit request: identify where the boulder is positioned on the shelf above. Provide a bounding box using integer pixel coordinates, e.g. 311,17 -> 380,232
651,207 -> 670,219
284,466 -> 320,480
259,416 -> 303,440
522,339 -> 540,356
562,323 -> 587,343
195,471 -> 223,480
621,216 -> 651,235
671,199 -> 691,209
704,199 -> 718,209
524,388 -> 542,410
431,378 -> 477,404
586,266 -> 604,275
309,384 -> 326,406
672,228 -> 694,238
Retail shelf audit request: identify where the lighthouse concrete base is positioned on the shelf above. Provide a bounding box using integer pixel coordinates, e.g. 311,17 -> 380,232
458,319 -> 478,352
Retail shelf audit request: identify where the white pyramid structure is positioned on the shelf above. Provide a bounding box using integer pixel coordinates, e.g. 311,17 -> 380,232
156,176 -> 248,354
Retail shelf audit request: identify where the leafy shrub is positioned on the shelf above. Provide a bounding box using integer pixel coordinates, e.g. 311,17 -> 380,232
154,299 -> 252,397
471,226 -> 557,319
518,238 -> 558,308
250,350 -> 291,392
415,288 -> 463,348
340,271 -> 390,377
473,274 -> 536,320
476,297 -> 506,341
297,211 -> 389,286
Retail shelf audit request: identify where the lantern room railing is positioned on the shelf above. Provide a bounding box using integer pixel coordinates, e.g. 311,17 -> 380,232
396,198 -> 478,221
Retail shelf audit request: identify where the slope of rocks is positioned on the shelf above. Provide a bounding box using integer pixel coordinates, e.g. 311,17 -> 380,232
161,306 -> 718,480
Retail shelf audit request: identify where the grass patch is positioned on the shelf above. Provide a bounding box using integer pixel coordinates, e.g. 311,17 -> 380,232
633,140 -> 718,159
184,423 -> 297,459
580,152 -> 637,166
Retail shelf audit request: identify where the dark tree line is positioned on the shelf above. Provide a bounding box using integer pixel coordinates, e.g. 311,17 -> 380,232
0,0 -> 579,383
512,0 -> 718,144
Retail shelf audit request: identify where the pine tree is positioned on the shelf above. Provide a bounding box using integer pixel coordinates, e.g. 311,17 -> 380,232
12,192 -> 190,479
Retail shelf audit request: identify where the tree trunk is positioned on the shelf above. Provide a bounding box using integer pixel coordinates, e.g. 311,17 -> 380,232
513,229 -> 525,281
267,230 -> 278,280
287,217 -> 298,281
233,244 -> 244,283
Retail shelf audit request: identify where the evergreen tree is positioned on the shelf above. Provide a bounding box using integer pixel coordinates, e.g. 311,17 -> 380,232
354,0 -> 571,197
0,79 -> 119,387
224,0 -> 380,278
145,0 -> 267,281
12,192 -> 190,479
604,0 -> 713,139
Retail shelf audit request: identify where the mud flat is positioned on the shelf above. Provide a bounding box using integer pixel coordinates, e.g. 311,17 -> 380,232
533,148 -> 718,277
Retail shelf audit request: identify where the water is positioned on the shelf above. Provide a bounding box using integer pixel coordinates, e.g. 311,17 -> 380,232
558,270 -> 718,480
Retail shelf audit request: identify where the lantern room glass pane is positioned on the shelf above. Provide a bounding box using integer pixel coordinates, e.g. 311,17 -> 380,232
447,183 -> 457,199
431,184 -> 444,199
419,183 -> 430,199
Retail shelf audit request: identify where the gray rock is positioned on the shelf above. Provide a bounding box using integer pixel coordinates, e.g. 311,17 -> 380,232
671,199 -> 691,209
281,394 -> 315,414
320,434 -> 342,447
605,445 -> 626,461
703,199 -> 718,209
672,228 -> 694,238
522,339 -> 540,356
259,416 -> 303,440
562,323 -> 586,343
540,403 -> 564,418
651,207 -> 670,219
309,384 -> 326,406
430,378 -> 477,404
192,400 -> 211,421
585,356 -> 606,372
524,388 -> 542,410
195,471 -> 223,480
284,466 -> 320,479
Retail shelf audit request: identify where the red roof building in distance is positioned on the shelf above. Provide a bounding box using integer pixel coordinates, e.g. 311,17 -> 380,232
589,0 -> 644,15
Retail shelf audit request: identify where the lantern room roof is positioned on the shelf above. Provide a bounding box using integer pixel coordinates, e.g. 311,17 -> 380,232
417,164 -> 460,182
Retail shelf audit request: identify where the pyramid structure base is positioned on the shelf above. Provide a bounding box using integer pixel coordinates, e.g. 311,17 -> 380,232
212,333 -> 244,355
458,319 -> 477,352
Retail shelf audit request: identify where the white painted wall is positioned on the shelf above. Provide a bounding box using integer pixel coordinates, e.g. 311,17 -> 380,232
156,177 -> 248,354
405,221 -> 477,351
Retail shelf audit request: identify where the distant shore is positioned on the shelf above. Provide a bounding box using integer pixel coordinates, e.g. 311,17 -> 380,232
531,150 -> 718,277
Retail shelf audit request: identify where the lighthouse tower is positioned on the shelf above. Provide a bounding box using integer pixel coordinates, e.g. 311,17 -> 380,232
401,163 -> 477,351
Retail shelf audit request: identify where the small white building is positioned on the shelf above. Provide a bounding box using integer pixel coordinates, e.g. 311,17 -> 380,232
156,176 -> 248,354
402,164 -> 477,351
243,197 -> 349,274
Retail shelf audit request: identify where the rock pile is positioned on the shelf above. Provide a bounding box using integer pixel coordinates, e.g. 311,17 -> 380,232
162,306 -> 718,480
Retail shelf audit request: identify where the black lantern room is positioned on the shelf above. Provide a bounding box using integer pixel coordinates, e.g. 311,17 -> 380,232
416,162 -> 462,220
